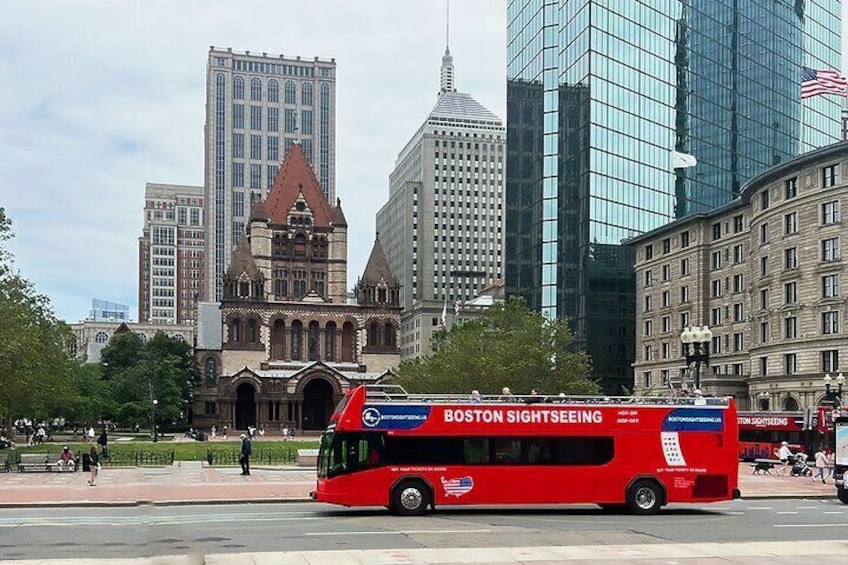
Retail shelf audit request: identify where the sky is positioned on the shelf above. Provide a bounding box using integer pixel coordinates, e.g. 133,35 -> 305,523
2,2 -> 847,324
0,0 -> 506,323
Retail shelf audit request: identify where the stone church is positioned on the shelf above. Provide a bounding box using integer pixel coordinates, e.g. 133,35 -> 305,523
193,144 -> 401,433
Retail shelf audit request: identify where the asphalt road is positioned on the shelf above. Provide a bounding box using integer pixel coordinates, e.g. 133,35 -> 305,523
1,499 -> 847,561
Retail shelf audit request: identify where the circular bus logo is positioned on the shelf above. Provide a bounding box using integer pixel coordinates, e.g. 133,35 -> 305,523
362,408 -> 381,427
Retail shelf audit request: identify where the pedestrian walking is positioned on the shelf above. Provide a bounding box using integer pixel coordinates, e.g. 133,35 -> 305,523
239,433 -> 252,476
776,441 -> 793,476
97,430 -> 109,460
87,445 -> 100,486
826,449 -> 835,481
222,425 -> 228,440
813,446 -> 828,484
211,425 -> 217,440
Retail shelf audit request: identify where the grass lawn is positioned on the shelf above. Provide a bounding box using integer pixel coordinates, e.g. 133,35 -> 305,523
10,438 -> 319,462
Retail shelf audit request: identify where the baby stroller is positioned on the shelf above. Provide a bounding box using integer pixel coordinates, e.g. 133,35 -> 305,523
790,452 -> 812,477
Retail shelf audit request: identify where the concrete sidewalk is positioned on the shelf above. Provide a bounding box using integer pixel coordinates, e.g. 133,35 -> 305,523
1,540 -> 847,565
0,461 -> 838,507
0,461 -> 314,507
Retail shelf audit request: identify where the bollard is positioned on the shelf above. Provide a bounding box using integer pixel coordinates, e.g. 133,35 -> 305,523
207,450 -> 214,465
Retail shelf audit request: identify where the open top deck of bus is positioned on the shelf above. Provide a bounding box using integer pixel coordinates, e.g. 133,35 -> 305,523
361,384 -> 733,407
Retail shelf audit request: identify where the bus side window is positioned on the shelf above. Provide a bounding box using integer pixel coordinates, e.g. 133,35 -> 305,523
464,439 -> 489,464
494,438 -> 521,464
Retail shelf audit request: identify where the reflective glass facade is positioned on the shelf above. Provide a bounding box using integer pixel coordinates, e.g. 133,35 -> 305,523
505,0 -> 841,393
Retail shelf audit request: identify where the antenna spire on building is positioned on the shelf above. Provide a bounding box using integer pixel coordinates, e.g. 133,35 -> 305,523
440,0 -> 456,95
446,0 -> 450,51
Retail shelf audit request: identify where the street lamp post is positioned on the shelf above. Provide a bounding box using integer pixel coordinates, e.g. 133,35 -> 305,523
152,399 -> 159,443
680,325 -> 713,392
824,373 -> 845,406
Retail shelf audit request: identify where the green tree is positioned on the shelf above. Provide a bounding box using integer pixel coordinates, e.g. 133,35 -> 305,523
65,361 -> 115,426
395,297 -> 598,396
100,331 -> 200,428
0,208 -> 73,434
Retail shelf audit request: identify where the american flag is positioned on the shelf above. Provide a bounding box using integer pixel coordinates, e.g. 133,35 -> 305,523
441,476 -> 474,498
801,67 -> 848,99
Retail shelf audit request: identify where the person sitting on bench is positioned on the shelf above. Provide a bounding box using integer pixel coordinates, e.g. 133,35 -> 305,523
57,446 -> 75,471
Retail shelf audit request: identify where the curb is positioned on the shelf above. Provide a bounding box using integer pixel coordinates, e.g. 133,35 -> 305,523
0,494 -> 838,508
741,493 -> 836,500
0,497 -> 314,509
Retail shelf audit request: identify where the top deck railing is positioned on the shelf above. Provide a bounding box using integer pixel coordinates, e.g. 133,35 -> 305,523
363,385 -> 730,407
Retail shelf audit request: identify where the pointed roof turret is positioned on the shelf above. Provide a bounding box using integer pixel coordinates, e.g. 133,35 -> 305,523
264,144 -> 334,226
360,234 -> 397,286
332,197 -> 348,227
226,236 -> 261,279
356,234 -> 400,307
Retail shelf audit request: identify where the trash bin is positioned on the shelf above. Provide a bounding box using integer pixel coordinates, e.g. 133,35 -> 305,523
82,453 -> 91,472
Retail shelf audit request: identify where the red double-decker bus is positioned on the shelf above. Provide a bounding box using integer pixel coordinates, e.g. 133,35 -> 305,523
737,412 -> 807,461
312,385 -> 740,515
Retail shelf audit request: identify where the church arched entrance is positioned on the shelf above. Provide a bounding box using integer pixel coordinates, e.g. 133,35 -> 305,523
235,383 -> 256,430
301,378 -> 335,431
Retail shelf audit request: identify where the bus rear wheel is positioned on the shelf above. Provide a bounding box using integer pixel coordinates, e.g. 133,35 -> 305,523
838,486 -> 848,505
626,479 -> 662,515
391,480 -> 430,516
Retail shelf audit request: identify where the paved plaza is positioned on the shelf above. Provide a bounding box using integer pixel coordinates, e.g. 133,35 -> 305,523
0,461 -> 837,507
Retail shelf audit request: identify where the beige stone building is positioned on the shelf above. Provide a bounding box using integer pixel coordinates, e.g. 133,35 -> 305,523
193,145 -> 401,433
68,321 -> 194,364
631,142 -> 848,411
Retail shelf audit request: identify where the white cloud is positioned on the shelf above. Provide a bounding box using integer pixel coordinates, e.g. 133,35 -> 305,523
0,0 -> 506,322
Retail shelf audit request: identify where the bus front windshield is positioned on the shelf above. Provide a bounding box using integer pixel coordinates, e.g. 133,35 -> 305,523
319,431 -> 385,478
317,430 -> 334,478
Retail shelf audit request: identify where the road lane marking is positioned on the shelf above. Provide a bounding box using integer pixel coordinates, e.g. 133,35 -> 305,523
776,511 -> 798,515
795,506 -> 818,510
305,529 -> 492,536
748,507 -> 773,510
774,523 -> 848,528
823,511 -> 845,514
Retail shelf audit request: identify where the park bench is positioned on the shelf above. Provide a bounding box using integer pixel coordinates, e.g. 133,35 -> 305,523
17,453 -> 67,472
296,448 -> 319,468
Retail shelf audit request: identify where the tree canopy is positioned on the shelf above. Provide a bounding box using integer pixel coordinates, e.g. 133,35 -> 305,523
100,331 -> 200,428
0,208 -> 74,430
394,297 -> 598,396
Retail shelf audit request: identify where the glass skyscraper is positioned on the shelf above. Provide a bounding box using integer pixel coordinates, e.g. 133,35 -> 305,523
505,0 -> 842,393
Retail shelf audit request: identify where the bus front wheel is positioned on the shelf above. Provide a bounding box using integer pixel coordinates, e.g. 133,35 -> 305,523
626,479 -> 662,515
838,486 -> 848,505
391,480 -> 430,516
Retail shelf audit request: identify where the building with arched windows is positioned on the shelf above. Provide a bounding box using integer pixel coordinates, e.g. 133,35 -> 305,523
67,321 -> 194,363
193,144 -> 401,433
632,141 -> 848,412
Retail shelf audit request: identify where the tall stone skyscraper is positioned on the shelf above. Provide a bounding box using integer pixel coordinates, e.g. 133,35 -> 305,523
204,47 -> 336,301
377,41 -> 505,359
505,0 -> 842,393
